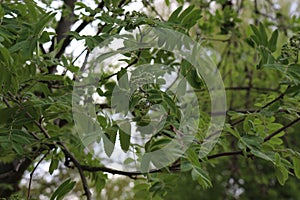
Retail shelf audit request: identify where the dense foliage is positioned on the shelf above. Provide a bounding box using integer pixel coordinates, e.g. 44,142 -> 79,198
0,0 -> 299,199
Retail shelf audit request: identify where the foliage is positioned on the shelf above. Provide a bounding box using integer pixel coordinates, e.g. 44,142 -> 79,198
0,0 -> 300,199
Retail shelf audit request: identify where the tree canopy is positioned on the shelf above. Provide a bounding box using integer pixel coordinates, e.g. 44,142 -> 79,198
0,0 -> 300,199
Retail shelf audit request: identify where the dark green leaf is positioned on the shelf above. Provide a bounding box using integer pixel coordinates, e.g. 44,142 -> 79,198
168,6 -> 183,22
250,24 -> 262,44
178,5 -> 195,22
292,157 -> 300,179
259,22 -> 268,46
268,29 -> 279,52
275,165 -> 289,185
49,157 -> 59,175
50,179 -> 76,200
118,122 -> 131,152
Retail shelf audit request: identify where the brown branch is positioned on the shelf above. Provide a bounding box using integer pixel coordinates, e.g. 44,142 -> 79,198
264,117 -> 300,142
81,165 -> 159,178
59,144 -> 92,199
2,96 -> 12,108
79,150 -> 244,177
28,116 -> 92,199
39,116 -> 300,180
207,151 -> 243,159
192,86 -> 279,93
231,92 -> 285,126
226,86 -> 279,92
261,93 -> 284,109
30,117 -> 92,199
201,37 -> 231,42
53,2 -> 105,58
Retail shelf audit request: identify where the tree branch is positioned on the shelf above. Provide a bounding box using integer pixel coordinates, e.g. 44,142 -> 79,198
52,2 -> 105,59
6,92 -> 92,199
231,92 -> 285,126
264,117 -> 300,142
79,150 -> 244,177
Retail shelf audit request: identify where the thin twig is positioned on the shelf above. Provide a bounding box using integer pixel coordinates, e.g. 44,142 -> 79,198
207,150 -> 243,159
142,0 -> 165,21
2,96 -> 12,108
27,151 -> 50,200
201,37 -> 231,42
103,51 -> 142,80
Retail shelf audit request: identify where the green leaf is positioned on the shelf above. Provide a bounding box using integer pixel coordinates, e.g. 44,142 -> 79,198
259,22 -> 268,46
81,131 -> 102,146
141,154 -> 151,173
268,29 -> 279,52
103,126 -> 118,157
162,94 -> 177,113
97,115 -> 107,128
186,69 -> 202,89
191,166 -> 212,188
223,124 -> 240,139
12,143 -> 23,155
50,179 -> 76,200
149,181 -> 163,192
49,157 -> 59,175
34,12 -> 56,35
259,47 -> 269,66
176,79 -> 186,96
0,47 -> 11,66
11,129 -> 34,145
149,138 -> 172,152
182,9 -> 202,29
240,135 -> 263,149
251,149 -> 274,163
168,6 -> 183,23
186,148 -> 200,166
117,68 -> 129,89
39,31 -> 51,43
178,5 -> 195,23
124,157 -> 135,165
250,35 -> 260,46
250,24 -> 262,44
275,165 -> 289,185
292,157 -> 300,179
118,122 -> 131,152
